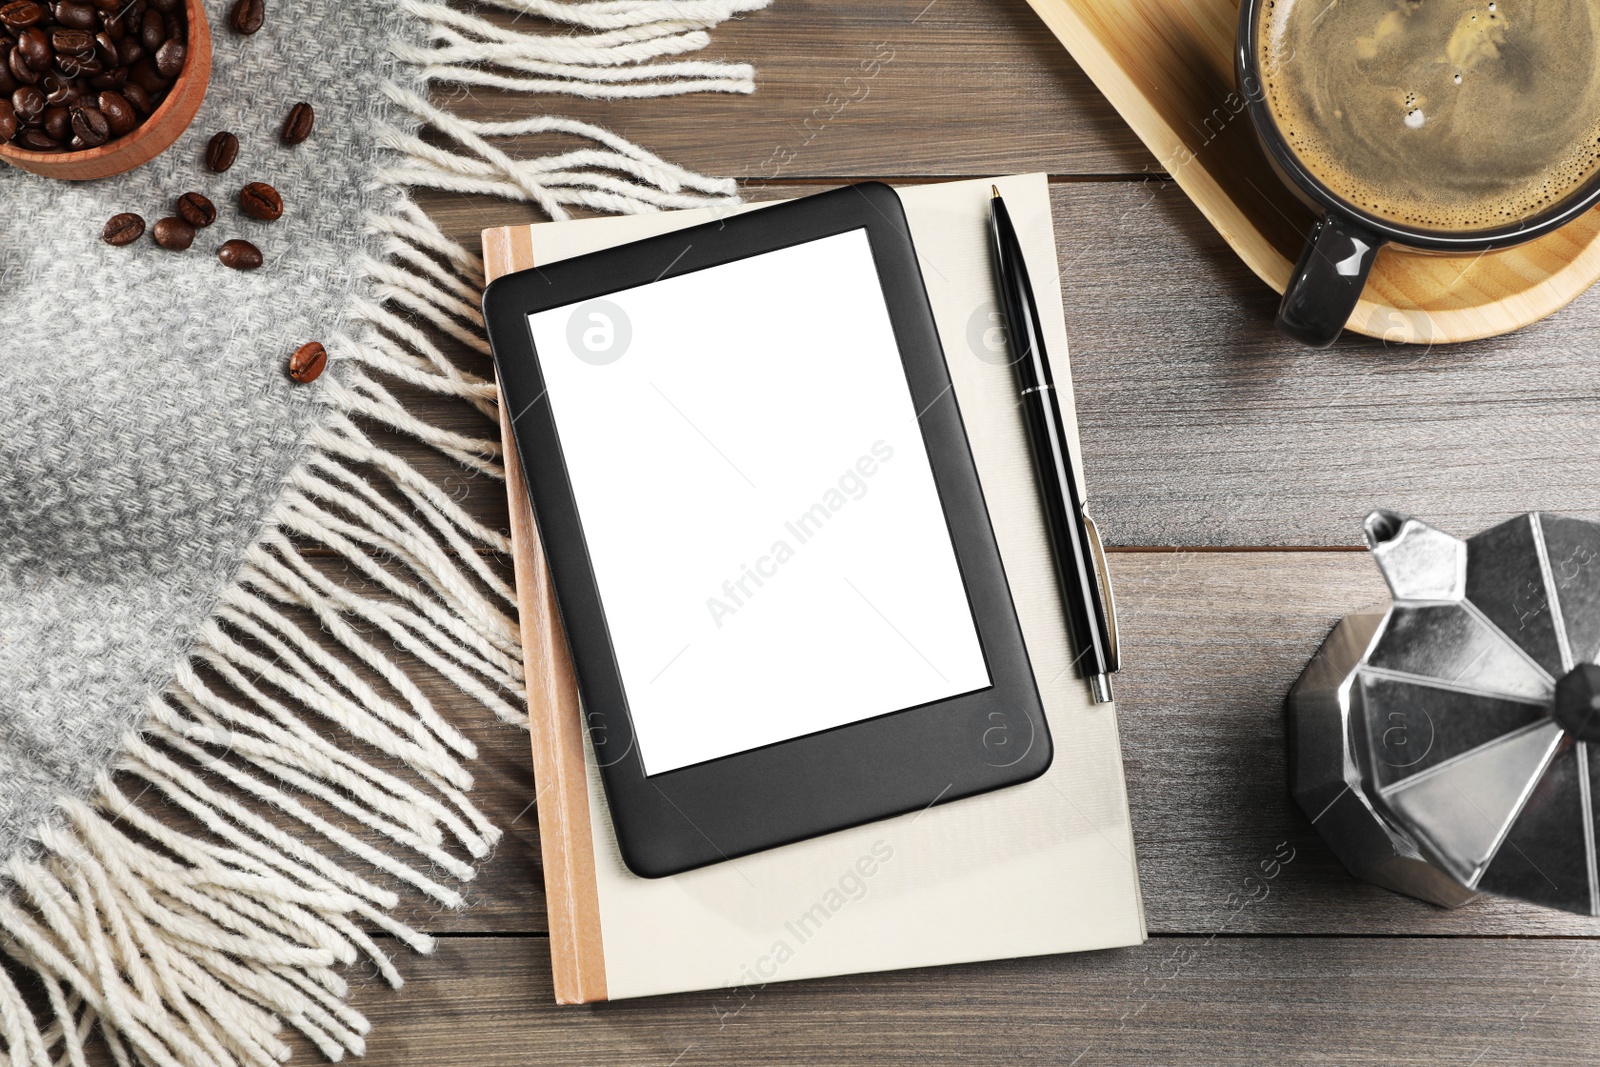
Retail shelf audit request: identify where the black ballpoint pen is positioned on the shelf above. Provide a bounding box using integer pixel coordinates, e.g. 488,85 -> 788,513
987,185 -> 1121,704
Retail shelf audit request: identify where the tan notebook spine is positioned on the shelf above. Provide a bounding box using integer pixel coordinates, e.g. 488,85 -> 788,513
483,226 -> 608,1005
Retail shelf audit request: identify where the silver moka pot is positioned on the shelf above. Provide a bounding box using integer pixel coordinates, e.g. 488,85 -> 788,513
1289,510 -> 1600,914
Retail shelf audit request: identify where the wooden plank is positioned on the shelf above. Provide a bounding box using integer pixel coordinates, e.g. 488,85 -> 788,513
410,178 -> 1600,550
347,934 -> 1600,1066
1108,550 -> 1600,935
267,551 -> 1600,938
430,0 -> 1151,181
1053,181 -> 1600,546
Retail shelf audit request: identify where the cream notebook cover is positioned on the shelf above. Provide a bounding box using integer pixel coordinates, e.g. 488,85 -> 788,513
482,173 -> 1146,1004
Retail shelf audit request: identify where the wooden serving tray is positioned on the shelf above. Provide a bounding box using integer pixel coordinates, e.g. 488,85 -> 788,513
1024,0 -> 1600,343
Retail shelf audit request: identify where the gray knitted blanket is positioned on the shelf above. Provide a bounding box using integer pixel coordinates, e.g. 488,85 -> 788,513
0,0 -> 761,1062
0,0 -> 408,871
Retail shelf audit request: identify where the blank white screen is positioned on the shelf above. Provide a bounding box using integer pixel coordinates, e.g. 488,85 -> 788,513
527,229 -> 991,776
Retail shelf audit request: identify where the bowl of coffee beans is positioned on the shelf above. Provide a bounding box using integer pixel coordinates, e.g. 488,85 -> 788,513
0,0 -> 211,180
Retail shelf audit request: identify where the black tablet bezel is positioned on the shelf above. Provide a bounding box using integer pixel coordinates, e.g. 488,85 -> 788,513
483,182 -> 1051,878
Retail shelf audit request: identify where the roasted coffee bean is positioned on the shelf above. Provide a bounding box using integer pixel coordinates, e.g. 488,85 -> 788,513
11,84 -> 43,122
101,8 -> 122,39
16,26 -> 50,68
53,0 -> 95,29
58,49 -> 96,73
8,46 -> 38,85
151,216 -> 194,250
204,129 -> 236,171
115,34 -> 141,64
49,27 -> 90,54
16,126 -> 57,148
68,102 -> 104,144
219,238 -> 263,271
151,36 -> 180,77
96,87 -> 132,131
120,79 -> 148,113
53,47 -> 94,71
0,97 -> 15,139
38,101 -> 63,136
228,0 -> 261,34
239,181 -> 282,221
58,46 -> 94,68
88,67 -> 123,89
281,101 -> 312,145
176,190 -> 215,227
90,29 -> 113,62
287,341 -> 326,383
53,52 -> 97,78
102,210 -> 143,244
127,56 -> 164,92
147,0 -> 176,12
0,0 -> 43,29
0,49 -> 16,95
57,51 -> 96,76
40,70 -> 75,104
137,7 -> 161,50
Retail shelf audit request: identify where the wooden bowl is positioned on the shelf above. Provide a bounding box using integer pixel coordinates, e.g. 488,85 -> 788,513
0,0 -> 212,181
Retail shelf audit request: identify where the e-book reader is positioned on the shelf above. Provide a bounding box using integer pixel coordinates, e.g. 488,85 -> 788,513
483,183 -> 1050,878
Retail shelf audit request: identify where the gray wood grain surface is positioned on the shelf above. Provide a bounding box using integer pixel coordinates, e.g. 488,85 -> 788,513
438,0 -> 1151,181
212,0 -> 1600,1061
1056,183 -> 1600,548
418,178 -> 1600,550
288,551 -> 1600,939
342,936 -> 1600,1067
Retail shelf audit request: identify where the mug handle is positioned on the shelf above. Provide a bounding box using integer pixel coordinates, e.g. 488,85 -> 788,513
1276,211 -> 1382,347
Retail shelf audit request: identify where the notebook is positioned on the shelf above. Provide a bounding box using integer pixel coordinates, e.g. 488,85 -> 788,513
482,173 -> 1146,1004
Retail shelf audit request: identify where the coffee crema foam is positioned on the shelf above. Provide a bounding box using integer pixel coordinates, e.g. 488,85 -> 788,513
1258,0 -> 1600,233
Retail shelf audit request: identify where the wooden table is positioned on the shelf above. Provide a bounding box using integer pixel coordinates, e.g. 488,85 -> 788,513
344,0 -> 1600,1061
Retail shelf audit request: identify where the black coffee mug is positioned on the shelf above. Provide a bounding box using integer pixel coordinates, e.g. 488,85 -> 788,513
1236,0 -> 1600,347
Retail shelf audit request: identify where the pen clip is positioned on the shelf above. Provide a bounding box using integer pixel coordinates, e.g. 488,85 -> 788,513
1079,506 -> 1121,673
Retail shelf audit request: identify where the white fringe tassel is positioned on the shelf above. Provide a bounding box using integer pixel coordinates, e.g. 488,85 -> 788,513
0,0 -> 766,1063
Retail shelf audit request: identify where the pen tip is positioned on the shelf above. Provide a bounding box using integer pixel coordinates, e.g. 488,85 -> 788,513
991,184 -> 1000,199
